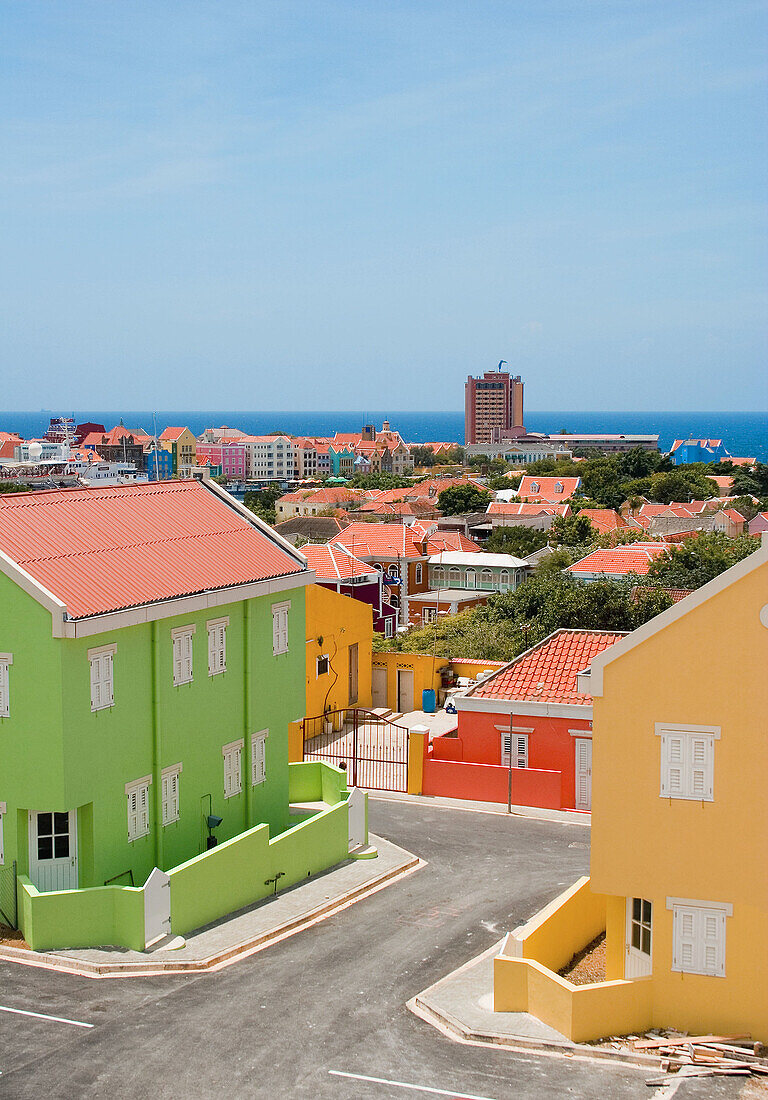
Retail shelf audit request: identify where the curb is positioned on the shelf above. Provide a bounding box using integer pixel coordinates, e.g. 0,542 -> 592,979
408,944 -> 664,1072
0,851 -> 423,981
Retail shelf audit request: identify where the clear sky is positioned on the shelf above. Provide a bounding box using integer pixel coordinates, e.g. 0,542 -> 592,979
2,1 -> 766,412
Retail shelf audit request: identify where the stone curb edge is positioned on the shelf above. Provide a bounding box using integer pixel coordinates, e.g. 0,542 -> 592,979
0,851 -> 423,980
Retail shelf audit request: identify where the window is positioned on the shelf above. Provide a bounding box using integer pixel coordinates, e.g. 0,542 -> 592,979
415,563 -> 422,584
433,566 -> 445,586
657,725 -> 717,801
89,644 -> 116,712
449,567 -> 461,586
384,618 -> 394,639
161,764 -> 181,825
530,481 -> 539,492
251,730 -> 268,786
272,601 -> 290,656
670,900 -> 730,977
422,607 -> 437,624
0,801 -> 5,865
499,569 -> 510,591
555,482 -> 564,493
317,654 -> 330,677
629,897 -> 652,956
0,654 -> 12,718
502,733 -> 528,768
465,568 -> 476,589
207,617 -> 228,676
482,568 -> 493,589
223,740 -> 243,798
126,776 -> 151,841
172,626 -> 195,686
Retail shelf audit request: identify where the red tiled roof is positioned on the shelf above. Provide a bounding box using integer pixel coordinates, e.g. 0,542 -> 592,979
278,487 -> 361,505
725,456 -> 756,467
577,509 -> 625,533
0,480 -> 305,619
159,427 -> 192,442
427,531 -> 479,553
470,629 -> 627,704
487,501 -> 569,516
517,476 -> 581,501
567,543 -> 669,576
301,543 -> 377,581
330,522 -> 433,559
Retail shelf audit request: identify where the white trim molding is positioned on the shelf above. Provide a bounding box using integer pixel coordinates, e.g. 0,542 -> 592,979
655,722 -> 721,739
494,724 -> 534,734
87,643 -> 117,660
666,897 -> 733,916
125,774 -> 152,793
171,624 -> 197,639
457,696 -> 592,719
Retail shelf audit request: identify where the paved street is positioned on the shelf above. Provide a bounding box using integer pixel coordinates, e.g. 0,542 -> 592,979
0,799 -> 742,1098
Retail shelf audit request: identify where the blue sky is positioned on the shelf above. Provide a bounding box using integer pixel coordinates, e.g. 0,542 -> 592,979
1,1 -> 766,412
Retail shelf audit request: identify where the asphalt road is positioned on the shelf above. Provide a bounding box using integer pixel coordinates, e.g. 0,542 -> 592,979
0,799 -> 743,1099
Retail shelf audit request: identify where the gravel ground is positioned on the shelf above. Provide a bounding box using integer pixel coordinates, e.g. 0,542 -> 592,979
559,932 -> 606,985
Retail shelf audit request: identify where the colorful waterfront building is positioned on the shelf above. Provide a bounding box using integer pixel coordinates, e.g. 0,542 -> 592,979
159,427 -> 197,476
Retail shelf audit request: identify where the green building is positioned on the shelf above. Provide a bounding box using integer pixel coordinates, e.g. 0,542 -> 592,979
0,477 -> 356,949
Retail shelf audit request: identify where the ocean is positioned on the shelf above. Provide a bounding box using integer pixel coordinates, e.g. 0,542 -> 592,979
1,410 -> 766,461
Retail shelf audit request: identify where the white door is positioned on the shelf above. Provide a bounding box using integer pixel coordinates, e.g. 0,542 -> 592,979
372,667 -> 388,709
574,738 -> 592,810
29,810 -> 78,891
144,866 -> 171,947
397,669 -> 414,714
625,897 -> 653,978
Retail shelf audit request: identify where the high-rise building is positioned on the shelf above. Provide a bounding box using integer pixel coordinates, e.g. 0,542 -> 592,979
464,368 -> 525,445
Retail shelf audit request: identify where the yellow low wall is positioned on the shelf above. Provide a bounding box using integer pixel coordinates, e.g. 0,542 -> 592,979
504,876 -> 606,972
494,876 -> 654,1042
494,956 -> 654,1043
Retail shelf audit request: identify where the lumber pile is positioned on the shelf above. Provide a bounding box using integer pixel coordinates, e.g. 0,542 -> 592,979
635,1033 -> 768,1085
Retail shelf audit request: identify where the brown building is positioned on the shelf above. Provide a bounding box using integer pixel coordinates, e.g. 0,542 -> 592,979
464,369 -> 524,445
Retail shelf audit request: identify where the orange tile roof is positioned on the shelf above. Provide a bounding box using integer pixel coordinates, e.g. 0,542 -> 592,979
517,476 -> 581,501
330,522 -> 433,559
159,427 -> 192,441
427,531 -> 479,553
577,509 -> 625,533
487,501 -> 569,516
567,543 -> 669,576
469,629 -> 627,704
725,456 -> 756,467
301,543 -> 377,582
0,480 -> 304,619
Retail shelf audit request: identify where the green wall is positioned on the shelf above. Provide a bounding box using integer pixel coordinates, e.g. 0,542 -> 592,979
1,576 -> 307,892
17,875 -> 145,952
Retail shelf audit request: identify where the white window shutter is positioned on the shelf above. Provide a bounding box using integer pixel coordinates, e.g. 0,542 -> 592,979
674,907 -> 698,971
104,653 -> 114,706
501,733 -> 511,766
689,737 -> 711,799
173,637 -> 183,685
208,629 -> 216,676
91,656 -> 102,710
0,662 -> 9,718
139,784 -> 149,835
516,735 -> 528,768
127,788 -> 138,840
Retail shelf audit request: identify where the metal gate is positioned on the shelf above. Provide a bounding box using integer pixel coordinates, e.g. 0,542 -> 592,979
302,708 -> 410,792
0,860 -> 18,929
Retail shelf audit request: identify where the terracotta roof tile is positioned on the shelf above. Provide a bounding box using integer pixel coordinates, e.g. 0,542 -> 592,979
0,480 -> 304,619
566,543 -> 669,576
301,543 -> 377,581
470,629 -> 627,704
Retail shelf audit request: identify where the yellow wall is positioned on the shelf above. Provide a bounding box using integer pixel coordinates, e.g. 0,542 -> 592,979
371,651 -> 503,712
305,585 -> 373,717
507,877 -> 606,973
591,552 -> 768,1039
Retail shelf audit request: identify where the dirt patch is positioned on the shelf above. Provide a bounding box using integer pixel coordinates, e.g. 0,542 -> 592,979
0,924 -> 30,950
558,932 -> 606,985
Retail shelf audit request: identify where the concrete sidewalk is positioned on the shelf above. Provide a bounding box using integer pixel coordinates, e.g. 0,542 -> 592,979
410,942 -> 662,1070
367,789 -> 591,828
0,835 -> 420,979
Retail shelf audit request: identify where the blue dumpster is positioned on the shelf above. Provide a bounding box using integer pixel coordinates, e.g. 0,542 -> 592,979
422,688 -> 436,714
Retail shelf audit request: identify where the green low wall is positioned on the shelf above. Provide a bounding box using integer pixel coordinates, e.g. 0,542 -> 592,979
288,760 -> 348,805
17,875 -> 145,952
169,799 -> 349,936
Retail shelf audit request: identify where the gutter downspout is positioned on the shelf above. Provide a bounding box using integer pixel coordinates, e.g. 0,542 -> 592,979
151,620 -> 163,868
243,599 -> 252,830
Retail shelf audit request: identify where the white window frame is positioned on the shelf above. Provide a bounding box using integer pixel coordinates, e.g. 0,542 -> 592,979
501,731 -> 529,768
207,617 -> 228,677
251,730 -> 268,786
161,763 -> 182,826
316,654 -> 330,677
0,654 -> 12,719
125,775 -> 151,842
384,618 -> 394,639
172,625 -> 196,687
0,801 -> 6,865
222,739 -> 243,798
422,607 -> 438,624
272,601 -> 290,656
656,724 -> 719,802
668,897 -> 731,977
88,644 -> 116,712
414,563 -> 422,584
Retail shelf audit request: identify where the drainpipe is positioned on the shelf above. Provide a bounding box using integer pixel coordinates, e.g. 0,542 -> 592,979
151,620 -> 163,868
243,599 -> 252,830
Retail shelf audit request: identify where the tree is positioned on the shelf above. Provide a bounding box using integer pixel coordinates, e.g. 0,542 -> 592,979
616,447 -> 669,480
349,472 -> 411,490
485,524 -> 547,556
550,513 -> 596,546
437,484 -> 492,515
731,463 -> 768,498
0,482 -> 30,494
211,473 -> 228,485
244,485 -> 284,525
410,446 -> 437,468
646,532 -> 759,589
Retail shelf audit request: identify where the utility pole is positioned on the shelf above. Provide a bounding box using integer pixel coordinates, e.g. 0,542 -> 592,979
507,712 -> 514,815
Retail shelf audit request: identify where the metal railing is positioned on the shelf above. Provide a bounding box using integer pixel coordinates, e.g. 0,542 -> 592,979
302,708 -> 410,792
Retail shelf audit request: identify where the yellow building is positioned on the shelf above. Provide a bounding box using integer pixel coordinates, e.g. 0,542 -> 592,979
495,538 -> 768,1042
305,584 -> 373,718
159,426 -> 197,476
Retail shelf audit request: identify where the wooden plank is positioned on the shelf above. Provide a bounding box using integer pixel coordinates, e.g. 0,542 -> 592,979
646,1070 -> 750,1085
635,1033 -> 750,1050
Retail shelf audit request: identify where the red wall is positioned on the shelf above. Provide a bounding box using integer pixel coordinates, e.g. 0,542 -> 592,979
422,757 -> 562,809
452,707 -> 592,810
